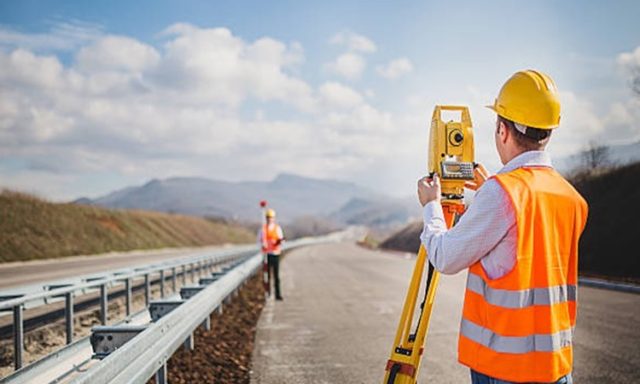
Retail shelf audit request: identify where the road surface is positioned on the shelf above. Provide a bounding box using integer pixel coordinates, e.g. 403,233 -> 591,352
0,244 -> 234,289
250,242 -> 640,384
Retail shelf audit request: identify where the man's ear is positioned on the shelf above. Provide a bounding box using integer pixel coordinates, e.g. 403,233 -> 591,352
498,121 -> 509,144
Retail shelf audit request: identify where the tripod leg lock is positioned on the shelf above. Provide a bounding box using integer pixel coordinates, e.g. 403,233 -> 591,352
385,360 -> 416,379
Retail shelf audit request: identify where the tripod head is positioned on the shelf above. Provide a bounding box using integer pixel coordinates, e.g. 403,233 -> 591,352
428,105 -> 475,203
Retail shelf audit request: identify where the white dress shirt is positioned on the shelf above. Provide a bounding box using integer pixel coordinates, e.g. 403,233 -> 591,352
420,151 -> 553,279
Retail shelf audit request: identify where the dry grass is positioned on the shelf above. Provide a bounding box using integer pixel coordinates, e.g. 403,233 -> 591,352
0,190 -> 255,263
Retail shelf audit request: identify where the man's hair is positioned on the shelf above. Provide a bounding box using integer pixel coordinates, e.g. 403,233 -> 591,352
498,115 -> 552,151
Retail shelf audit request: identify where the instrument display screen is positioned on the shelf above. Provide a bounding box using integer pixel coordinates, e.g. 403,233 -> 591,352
440,161 -> 474,180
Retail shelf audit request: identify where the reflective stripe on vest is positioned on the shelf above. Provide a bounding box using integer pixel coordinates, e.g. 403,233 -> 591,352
466,272 -> 577,309
458,166 -> 588,383
460,318 -> 574,354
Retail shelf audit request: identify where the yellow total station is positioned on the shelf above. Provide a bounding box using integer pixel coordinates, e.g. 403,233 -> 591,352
428,105 -> 475,203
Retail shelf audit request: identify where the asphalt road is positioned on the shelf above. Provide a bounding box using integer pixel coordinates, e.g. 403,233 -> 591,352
250,242 -> 640,384
0,245 -> 230,289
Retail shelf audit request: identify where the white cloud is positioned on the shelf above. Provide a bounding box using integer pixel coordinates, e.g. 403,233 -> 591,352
152,25 -> 315,109
0,24 -> 412,200
319,81 -> 364,109
0,21 -> 102,52
548,90 -> 640,158
76,36 -> 160,73
326,31 -> 377,81
326,52 -> 365,80
617,45 -> 640,94
377,57 -> 413,79
617,46 -> 640,70
330,31 -> 376,53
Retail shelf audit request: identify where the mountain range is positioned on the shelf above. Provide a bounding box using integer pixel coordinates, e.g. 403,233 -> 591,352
75,140 -> 639,228
75,173 -> 420,227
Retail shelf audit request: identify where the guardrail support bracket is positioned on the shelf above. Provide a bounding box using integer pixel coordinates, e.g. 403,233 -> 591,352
90,325 -> 148,359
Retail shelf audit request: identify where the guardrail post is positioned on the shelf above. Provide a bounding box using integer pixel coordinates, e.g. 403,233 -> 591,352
202,316 -> 211,331
181,265 -> 187,285
160,270 -> 165,298
13,305 -> 23,370
172,267 -> 177,293
144,274 -> 150,307
155,362 -> 167,384
65,292 -> 74,344
125,278 -> 132,317
100,283 -> 108,325
184,333 -> 194,350
190,263 -> 195,282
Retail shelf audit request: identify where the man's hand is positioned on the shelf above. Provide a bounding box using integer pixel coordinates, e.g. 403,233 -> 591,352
464,163 -> 489,191
417,173 -> 441,206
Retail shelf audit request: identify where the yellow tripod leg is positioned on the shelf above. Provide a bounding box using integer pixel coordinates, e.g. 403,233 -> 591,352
383,203 -> 462,384
383,244 -> 439,384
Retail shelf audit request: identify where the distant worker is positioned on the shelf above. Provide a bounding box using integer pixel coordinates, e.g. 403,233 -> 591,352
417,70 -> 588,384
258,208 -> 285,300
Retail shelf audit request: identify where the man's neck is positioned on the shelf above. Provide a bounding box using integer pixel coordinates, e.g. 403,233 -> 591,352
503,147 -> 529,165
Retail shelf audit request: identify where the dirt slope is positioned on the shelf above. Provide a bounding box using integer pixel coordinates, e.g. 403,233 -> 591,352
0,190 -> 254,263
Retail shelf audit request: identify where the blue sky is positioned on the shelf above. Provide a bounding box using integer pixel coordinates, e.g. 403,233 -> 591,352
1,0 -> 639,200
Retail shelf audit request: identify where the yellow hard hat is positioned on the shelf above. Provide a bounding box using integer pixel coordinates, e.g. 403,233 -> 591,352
265,208 -> 276,218
487,69 -> 561,130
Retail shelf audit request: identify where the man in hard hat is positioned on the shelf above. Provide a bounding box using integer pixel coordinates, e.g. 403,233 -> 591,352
417,70 -> 588,384
258,208 -> 285,300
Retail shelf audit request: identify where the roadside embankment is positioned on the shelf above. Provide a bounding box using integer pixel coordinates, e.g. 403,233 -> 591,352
0,190 -> 254,263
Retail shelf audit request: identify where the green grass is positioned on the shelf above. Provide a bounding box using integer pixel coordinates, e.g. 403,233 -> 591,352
0,190 -> 255,263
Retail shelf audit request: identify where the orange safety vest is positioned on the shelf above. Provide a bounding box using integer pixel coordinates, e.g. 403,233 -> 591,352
458,166 -> 588,383
262,223 -> 283,255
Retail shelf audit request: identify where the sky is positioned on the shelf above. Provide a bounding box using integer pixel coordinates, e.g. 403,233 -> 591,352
0,0 -> 639,201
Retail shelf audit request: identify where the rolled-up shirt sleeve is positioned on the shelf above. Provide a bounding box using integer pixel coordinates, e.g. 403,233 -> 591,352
420,179 -> 515,275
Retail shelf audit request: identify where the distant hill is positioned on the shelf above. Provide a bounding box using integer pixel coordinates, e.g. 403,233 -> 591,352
0,190 -> 254,263
76,173 -> 414,227
378,221 -> 422,254
380,161 -> 640,281
330,196 -> 419,229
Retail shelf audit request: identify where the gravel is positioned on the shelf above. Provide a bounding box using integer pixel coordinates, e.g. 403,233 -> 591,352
149,274 -> 266,384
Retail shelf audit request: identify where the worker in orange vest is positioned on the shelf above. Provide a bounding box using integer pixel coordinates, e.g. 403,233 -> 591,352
417,70 -> 588,384
258,208 -> 285,300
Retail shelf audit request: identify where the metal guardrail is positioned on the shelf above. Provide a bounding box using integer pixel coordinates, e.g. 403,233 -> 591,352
72,254 -> 261,384
69,236 -> 332,384
0,308 -> 151,384
579,277 -> 640,294
0,244 -> 258,371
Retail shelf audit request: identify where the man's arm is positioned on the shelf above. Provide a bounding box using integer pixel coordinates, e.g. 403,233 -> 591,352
275,225 -> 284,245
420,179 -> 515,275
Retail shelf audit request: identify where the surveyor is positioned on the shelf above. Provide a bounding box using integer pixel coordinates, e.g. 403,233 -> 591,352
417,70 -> 588,384
258,208 -> 285,300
